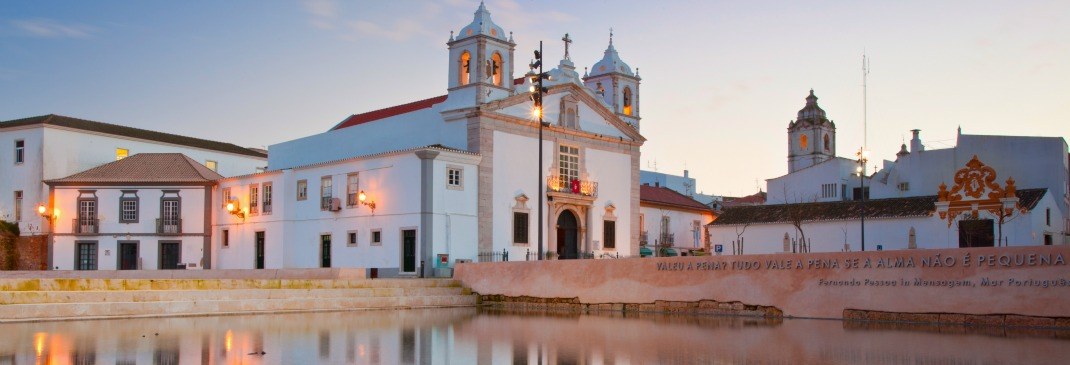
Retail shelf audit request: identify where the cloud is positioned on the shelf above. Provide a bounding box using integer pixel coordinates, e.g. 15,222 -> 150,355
303,0 -> 339,29
10,18 -> 96,38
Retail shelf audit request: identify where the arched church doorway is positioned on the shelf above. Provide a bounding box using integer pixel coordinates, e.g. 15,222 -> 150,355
557,210 -> 579,260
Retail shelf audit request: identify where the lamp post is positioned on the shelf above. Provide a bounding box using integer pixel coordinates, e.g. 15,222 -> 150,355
529,42 -> 549,260
855,148 -> 869,251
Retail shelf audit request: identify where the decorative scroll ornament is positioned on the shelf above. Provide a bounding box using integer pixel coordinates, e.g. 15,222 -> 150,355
935,155 -> 1019,227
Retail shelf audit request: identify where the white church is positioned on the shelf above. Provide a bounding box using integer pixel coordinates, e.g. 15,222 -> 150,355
209,2 -> 645,275
709,90 -> 1069,253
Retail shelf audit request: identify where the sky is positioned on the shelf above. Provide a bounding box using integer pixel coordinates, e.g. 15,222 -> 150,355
2,0 -> 1068,197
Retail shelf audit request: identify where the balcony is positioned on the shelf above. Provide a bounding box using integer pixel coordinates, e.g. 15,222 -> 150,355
72,218 -> 98,234
157,218 -> 182,234
546,175 -> 598,197
658,233 -> 675,247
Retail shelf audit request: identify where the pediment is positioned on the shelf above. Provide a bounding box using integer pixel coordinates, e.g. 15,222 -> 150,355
481,83 -> 646,142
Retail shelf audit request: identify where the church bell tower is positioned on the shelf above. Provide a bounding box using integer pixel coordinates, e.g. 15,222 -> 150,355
583,30 -> 641,130
444,1 -> 515,109
787,90 -> 836,173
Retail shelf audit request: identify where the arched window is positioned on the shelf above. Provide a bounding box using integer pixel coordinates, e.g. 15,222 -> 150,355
459,51 -> 471,85
824,134 -> 830,151
491,52 -> 503,86
564,107 -> 577,128
622,87 -> 633,115
800,134 -> 808,150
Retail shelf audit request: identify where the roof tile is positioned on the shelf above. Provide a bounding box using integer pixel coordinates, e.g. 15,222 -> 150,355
46,153 -> 224,184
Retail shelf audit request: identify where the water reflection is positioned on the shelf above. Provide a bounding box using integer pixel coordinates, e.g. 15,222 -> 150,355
0,308 -> 1066,364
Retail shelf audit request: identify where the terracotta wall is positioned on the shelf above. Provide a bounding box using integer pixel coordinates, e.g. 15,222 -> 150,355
0,235 -> 47,271
456,245 -> 1070,319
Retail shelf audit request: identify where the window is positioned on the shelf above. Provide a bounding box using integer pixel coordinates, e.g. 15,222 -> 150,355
77,192 -> 98,234
119,190 -> 138,223
222,229 -> 229,248
852,187 -> 870,201
491,52 -> 503,86
823,134 -> 830,151
622,87 -> 633,115
898,182 -> 910,191
297,180 -> 308,201
821,183 -> 837,198
1045,234 -> 1054,246
262,182 -> 272,214
800,134 -> 808,150
320,176 -> 333,210
13,191 -> 22,222
76,242 -> 97,270
205,160 -> 218,172
603,220 -> 616,249
160,194 -> 181,234
116,148 -> 129,161
564,107 -> 578,128
558,145 -> 580,184
249,184 -> 259,215
513,212 -> 529,244
447,167 -> 463,190
459,51 -> 471,85
14,140 -> 24,164
347,230 -> 358,247
371,229 -> 382,246
221,187 -> 231,208
346,173 -> 359,207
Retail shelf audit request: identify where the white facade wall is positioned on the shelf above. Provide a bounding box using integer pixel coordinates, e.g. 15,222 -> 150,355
767,158 -> 865,204
49,185 -> 209,270
489,131 -> 635,258
214,148 -> 479,274
0,124 -> 266,235
639,205 -> 709,249
709,192 -> 1067,255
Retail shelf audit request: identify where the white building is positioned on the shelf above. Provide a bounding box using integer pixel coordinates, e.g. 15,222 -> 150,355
45,153 -> 221,270
0,114 -> 268,237
639,184 -> 715,257
213,145 -> 480,276
710,91 -> 1069,253
255,2 -> 645,267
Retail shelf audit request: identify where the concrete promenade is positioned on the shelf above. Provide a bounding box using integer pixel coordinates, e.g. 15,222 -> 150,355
0,269 -> 477,322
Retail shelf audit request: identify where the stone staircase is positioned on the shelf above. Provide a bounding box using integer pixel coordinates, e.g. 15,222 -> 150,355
0,278 -> 477,322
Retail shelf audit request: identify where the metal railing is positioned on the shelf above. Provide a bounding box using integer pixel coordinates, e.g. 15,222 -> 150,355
478,249 -> 510,262
156,218 -> 182,234
658,233 -> 675,246
640,231 -> 649,246
72,218 -> 98,234
263,202 -> 272,214
546,175 -> 598,197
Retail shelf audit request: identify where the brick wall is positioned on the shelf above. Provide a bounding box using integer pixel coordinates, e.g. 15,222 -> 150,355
0,235 -> 48,270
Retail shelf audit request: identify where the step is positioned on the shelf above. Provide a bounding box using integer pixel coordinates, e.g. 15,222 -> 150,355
0,294 -> 479,322
0,278 -> 462,292
0,287 -> 471,305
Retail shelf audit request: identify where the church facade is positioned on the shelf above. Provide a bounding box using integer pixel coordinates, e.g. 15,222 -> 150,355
212,3 -> 645,273
710,91 -> 1069,253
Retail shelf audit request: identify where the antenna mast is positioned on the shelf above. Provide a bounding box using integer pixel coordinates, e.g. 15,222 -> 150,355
862,52 -> 870,151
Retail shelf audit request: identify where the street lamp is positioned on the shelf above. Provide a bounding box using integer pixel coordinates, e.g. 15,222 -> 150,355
855,148 -> 869,251
529,41 -> 550,260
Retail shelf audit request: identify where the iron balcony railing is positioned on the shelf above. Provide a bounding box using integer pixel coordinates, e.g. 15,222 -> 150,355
156,218 -> 182,234
72,218 -> 98,234
659,233 -> 675,246
263,202 -> 272,214
546,175 -> 598,197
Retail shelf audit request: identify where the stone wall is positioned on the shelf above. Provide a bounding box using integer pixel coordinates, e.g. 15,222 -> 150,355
0,235 -> 47,271
456,245 -> 1070,327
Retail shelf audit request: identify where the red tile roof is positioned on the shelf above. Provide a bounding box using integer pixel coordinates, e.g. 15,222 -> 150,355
331,95 -> 448,131
46,153 -> 224,184
640,184 -> 712,212
0,114 -> 267,158
330,78 -> 526,131
722,191 -> 767,207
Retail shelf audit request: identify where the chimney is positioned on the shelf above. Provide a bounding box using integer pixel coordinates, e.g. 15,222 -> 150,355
910,129 -> 924,153
683,169 -> 689,178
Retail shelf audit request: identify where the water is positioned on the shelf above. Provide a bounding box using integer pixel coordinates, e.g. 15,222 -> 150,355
1,308 -> 1066,364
